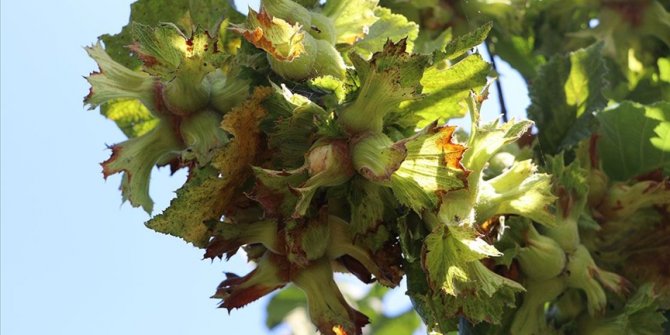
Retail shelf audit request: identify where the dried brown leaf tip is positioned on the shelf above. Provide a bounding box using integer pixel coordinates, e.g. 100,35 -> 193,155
332,325 -> 347,335
435,126 -> 467,174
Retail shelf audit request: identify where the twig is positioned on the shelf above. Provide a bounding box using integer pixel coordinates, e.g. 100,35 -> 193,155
484,41 -> 508,122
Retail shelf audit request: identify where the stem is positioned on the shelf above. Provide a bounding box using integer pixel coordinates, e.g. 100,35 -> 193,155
485,41 -> 508,122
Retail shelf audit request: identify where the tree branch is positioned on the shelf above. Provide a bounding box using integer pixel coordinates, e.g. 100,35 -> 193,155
484,41 -> 508,122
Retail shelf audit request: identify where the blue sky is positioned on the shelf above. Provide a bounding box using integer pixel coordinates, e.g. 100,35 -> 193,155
0,1 -> 528,334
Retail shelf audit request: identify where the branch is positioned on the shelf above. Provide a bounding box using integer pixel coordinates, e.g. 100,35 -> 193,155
484,41 -> 508,122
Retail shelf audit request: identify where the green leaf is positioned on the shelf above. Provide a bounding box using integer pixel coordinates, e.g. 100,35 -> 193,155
370,310 -> 422,335
528,43 -> 608,154
389,174 -> 436,214
488,31 -> 544,80
406,291 -> 459,334
352,7 -> 419,59
401,54 -> 490,128
615,284 -> 668,335
658,57 -> 670,83
422,225 -> 524,324
265,285 -> 307,329
424,227 -> 495,295
413,28 -> 452,55
322,0 -> 379,45
100,99 -> 159,138
390,125 -> 468,213
188,0 -> 241,33
354,284 -> 389,319
597,101 -> 670,180
441,22 -> 492,61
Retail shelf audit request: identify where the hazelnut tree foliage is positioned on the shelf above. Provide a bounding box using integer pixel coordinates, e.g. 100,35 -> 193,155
85,0 -> 670,334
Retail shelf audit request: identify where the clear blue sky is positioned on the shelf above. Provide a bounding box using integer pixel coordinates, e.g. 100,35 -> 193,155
0,1 -> 528,334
